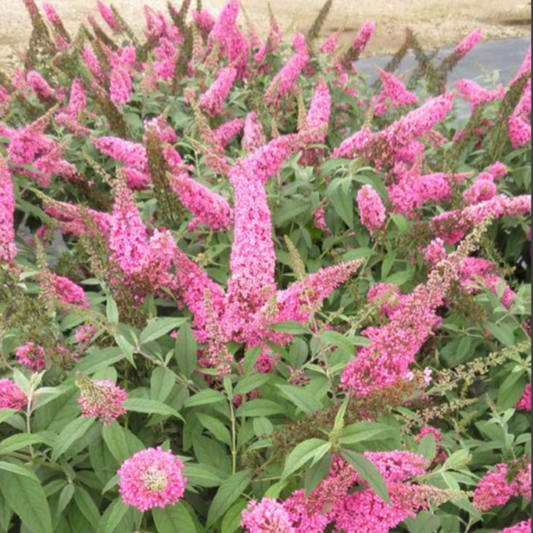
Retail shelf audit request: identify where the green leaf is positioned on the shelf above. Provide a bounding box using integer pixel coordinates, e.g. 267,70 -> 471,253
74,488 -> 101,528
340,422 -> 397,446
486,322 -> 515,346
115,335 -> 136,368
76,348 -> 125,375
184,389 -> 226,409
123,398 -> 183,420
305,453 -> 333,496
106,297 -> 119,325
341,450 -> 391,505
151,367 -> 176,403
418,434 -> 437,462
140,318 -> 188,345
182,464 -> 224,488
221,500 -> 248,533
0,434 -> 46,455
405,511 -> 441,533
153,502 -> 196,533
235,400 -> 286,418
0,409 -> 18,424
234,374 -> 271,396
102,422 -> 131,464
328,178 -> 354,228
57,484 -> 75,517
321,330 -> 355,356
0,464 -> 53,533
277,385 -> 323,414
103,499 -> 129,533
174,324 -> 198,379
282,438 -> 330,479
207,471 -> 251,527
197,413 -> 232,446
243,346 -> 262,376
266,321 -> 309,335
498,372 -> 527,410
52,417 -> 95,461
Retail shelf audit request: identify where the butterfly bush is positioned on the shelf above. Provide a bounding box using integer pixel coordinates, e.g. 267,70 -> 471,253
0,1 -> 530,532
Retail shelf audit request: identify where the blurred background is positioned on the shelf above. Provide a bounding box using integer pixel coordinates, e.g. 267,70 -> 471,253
1,0 -> 531,69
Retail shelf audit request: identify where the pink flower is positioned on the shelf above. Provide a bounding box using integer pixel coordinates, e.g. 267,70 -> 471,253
97,1 -> 117,31
273,261 -> 362,325
192,9 -> 216,35
93,136 -> 151,189
242,112 -> 266,152
265,46 -> 310,105
153,38 -> 178,81
456,79 -> 505,109
517,384 -> 531,411
305,77 -> 332,142
375,69 -> 418,115
389,172 -> 468,217
118,447 -> 187,512
350,21 -> 376,57
16,343 -> 47,372
214,118 -> 244,148
42,2 -> 62,25
110,65 -> 133,108
82,47 -> 103,81
50,274 -> 89,308
108,182 -> 175,299
422,238 -> 447,266
27,71 -> 56,103
0,379 -> 27,410
0,155 -> 16,263
341,257 -> 455,396
242,499 -> 296,533
321,32 -> 340,55
76,325 -> 98,348
454,29 -> 482,59
473,463 -> 531,512
498,520 -> 532,533
357,185 -> 386,234
168,171 -> 234,231
77,373 -> 127,425
167,248 -> 226,343
199,67 -> 237,117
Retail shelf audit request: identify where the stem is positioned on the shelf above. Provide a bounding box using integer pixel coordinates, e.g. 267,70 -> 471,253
229,400 -> 238,475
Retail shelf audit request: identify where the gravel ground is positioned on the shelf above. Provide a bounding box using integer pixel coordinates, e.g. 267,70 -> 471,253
0,0 -> 531,68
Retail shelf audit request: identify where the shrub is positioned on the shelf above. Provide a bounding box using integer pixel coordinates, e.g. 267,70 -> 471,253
0,1 -> 531,532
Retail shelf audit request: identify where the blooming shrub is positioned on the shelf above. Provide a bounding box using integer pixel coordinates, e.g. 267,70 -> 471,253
0,1 -> 531,532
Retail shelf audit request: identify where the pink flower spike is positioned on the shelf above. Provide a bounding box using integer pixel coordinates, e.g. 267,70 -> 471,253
498,520 -> 532,533
199,67 -> 237,118
27,71 -> 56,102
97,1 -> 117,31
242,112 -> 266,153
517,384 -> 531,411
50,274 -> 89,308
16,343 -> 47,372
351,21 -> 376,56
0,379 -> 27,410
242,499 -> 296,533
118,447 -> 187,511
455,29 -> 482,59
0,155 -> 16,263
358,185 -> 386,234
76,373 -> 127,425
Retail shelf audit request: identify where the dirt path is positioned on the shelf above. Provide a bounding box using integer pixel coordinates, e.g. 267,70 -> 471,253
0,0 -> 531,68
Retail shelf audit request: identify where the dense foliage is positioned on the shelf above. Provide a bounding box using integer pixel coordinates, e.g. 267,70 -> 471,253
0,1 -> 531,532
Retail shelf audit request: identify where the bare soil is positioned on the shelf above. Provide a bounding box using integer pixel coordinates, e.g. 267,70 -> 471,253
0,0 -> 531,68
